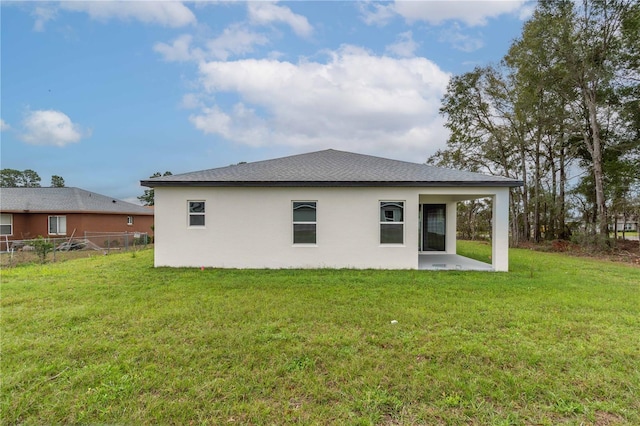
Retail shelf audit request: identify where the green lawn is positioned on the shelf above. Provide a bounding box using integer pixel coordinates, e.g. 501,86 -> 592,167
2,242 -> 639,425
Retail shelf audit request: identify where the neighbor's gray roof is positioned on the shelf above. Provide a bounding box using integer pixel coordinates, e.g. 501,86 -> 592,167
142,149 -> 522,188
0,187 -> 153,215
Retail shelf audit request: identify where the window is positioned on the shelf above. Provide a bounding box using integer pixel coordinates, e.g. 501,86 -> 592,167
380,201 -> 404,244
293,201 -> 316,244
48,215 -> 67,235
0,214 -> 12,236
188,201 -> 205,227
127,216 -> 134,225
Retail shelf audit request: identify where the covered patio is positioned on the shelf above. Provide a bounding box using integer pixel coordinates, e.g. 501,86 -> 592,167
418,253 -> 493,271
417,187 -> 511,271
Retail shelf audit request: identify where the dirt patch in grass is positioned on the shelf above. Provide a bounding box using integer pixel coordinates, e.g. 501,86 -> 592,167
594,411 -> 626,426
517,239 -> 640,267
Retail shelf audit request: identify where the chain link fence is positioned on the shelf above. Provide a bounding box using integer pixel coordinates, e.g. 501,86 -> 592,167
1,232 -> 150,267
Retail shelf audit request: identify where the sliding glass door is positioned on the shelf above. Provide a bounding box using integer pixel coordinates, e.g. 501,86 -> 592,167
422,204 -> 446,251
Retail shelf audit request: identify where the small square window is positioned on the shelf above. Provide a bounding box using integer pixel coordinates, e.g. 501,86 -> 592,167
127,216 -> 134,225
49,216 -> 67,235
48,215 -> 67,235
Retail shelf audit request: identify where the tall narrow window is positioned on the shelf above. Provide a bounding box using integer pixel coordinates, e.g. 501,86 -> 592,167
48,215 -> 67,235
188,201 -> 205,227
293,201 -> 316,244
127,216 -> 134,225
0,214 -> 13,236
380,201 -> 404,244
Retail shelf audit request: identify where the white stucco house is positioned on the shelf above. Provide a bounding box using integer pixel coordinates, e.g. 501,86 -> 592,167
141,149 -> 522,271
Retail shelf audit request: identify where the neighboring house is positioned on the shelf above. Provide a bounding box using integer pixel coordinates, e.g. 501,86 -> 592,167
141,149 -> 522,271
609,215 -> 639,232
0,187 -> 154,243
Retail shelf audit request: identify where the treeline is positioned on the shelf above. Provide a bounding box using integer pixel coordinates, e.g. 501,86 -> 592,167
430,0 -> 640,244
0,169 -> 65,188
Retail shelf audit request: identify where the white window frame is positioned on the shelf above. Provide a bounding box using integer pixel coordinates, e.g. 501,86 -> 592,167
188,200 -> 206,228
48,215 -> 67,236
292,201 -> 317,245
127,216 -> 134,226
0,213 -> 13,236
379,201 -> 404,245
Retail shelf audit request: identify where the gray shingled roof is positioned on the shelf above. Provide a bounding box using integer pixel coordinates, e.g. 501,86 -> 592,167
141,149 -> 522,188
0,187 -> 153,215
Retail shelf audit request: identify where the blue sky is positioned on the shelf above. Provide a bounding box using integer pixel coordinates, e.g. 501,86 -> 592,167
1,1 -> 532,203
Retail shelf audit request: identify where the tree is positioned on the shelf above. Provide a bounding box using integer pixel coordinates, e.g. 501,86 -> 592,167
434,0 -> 638,246
540,0 -> 636,237
50,175 -> 65,187
0,169 -> 42,187
433,65 -> 531,243
138,171 -> 172,206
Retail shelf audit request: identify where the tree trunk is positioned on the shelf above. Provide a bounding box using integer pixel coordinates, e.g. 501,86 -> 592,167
534,133 -> 542,242
519,141 -> 530,242
559,140 -> 567,239
583,86 -> 609,237
550,145 -> 558,239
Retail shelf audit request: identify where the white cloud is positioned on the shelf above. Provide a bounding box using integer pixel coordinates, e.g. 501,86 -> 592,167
358,2 -> 397,26
247,2 -> 313,37
190,103 -> 270,146
155,25 -> 270,62
154,3 -> 311,64
393,0 -> 527,26
385,31 -> 419,58
190,106 -> 232,139
180,93 -> 205,110
439,23 -> 484,52
206,24 -> 270,60
20,110 -> 87,147
0,119 -> 10,131
518,2 -> 536,20
32,6 -> 57,32
154,34 -> 203,62
60,1 -> 196,28
189,46 -> 451,160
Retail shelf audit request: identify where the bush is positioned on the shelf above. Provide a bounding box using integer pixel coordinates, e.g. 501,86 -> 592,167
570,232 -> 613,251
32,236 -> 54,264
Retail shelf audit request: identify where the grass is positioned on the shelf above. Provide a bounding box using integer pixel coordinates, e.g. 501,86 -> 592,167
2,241 -> 639,425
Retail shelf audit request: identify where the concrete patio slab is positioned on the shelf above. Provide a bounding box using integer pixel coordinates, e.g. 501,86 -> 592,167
418,254 -> 493,271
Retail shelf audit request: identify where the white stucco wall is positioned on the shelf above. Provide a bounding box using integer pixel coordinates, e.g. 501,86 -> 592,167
154,186 -> 511,270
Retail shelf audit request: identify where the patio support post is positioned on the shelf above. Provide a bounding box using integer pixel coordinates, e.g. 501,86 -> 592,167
492,188 -> 510,272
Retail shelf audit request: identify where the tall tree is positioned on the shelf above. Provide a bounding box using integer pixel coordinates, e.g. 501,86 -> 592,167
0,169 -> 42,187
434,0 -> 638,245
138,171 -> 172,206
541,0 -> 635,236
505,4 -> 580,242
433,65 -> 530,243
50,175 -> 65,187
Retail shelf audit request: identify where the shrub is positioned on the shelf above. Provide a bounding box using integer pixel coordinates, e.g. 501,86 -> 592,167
32,236 -> 54,264
570,232 -> 613,251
